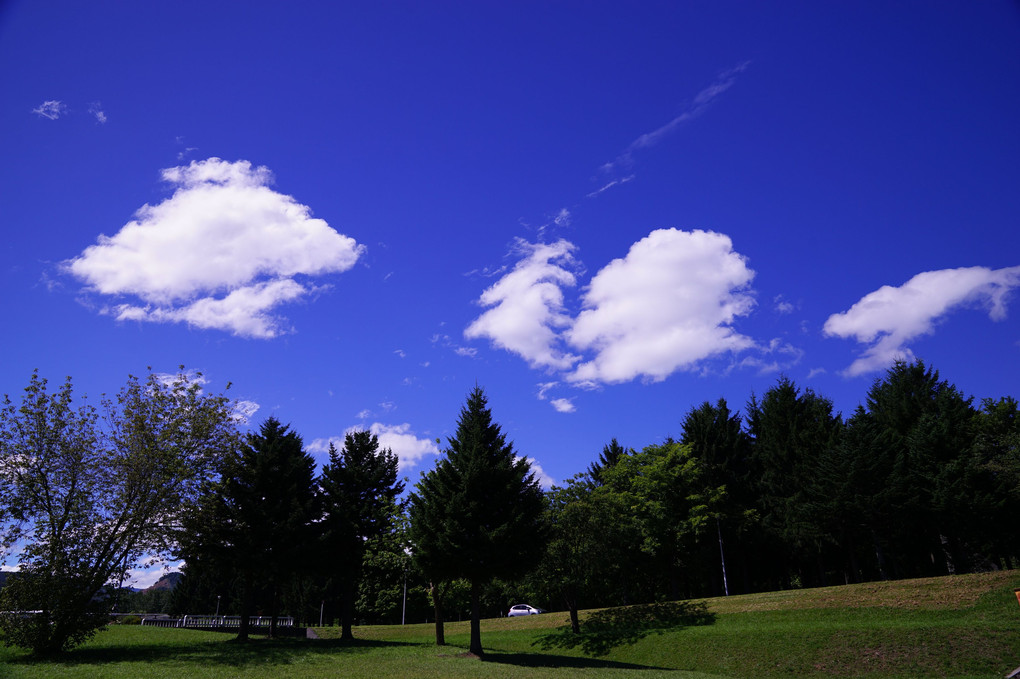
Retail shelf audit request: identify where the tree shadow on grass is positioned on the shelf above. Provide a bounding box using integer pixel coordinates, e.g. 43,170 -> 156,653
481,649 -> 674,671
8,636 -> 414,669
533,600 -> 715,657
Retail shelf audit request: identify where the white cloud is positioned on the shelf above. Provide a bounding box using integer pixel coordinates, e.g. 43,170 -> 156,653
518,456 -> 555,489
465,239 -> 581,370
32,100 -> 66,119
824,265 -> 1020,376
536,381 -> 575,412
595,62 -> 750,188
550,398 -> 576,413
733,338 -> 804,375
773,295 -> 795,314
232,400 -> 261,424
567,229 -> 756,383
309,423 -> 440,473
553,208 -> 571,228
586,174 -> 634,199
65,158 -> 363,338
627,62 -> 750,154
87,102 -> 107,124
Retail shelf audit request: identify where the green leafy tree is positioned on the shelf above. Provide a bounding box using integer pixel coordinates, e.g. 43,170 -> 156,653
537,475 -> 636,632
602,440 -> 722,600
318,430 -> 403,639
0,369 -> 237,654
407,387 -> 546,656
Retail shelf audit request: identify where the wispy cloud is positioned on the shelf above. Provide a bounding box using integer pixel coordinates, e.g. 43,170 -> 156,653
65,158 -> 364,338
625,61 -> 750,155
87,102 -> 107,124
586,174 -> 635,199
536,381 -> 575,412
593,61 -> 750,194
32,100 -> 66,120
824,265 -> 1020,376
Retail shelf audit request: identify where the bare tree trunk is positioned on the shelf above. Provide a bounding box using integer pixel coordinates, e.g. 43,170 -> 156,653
236,573 -> 252,642
468,581 -> 483,656
430,581 -> 445,646
340,579 -> 355,640
717,517 -> 730,596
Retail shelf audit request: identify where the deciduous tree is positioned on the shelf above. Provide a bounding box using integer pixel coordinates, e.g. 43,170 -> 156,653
0,369 -> 237,654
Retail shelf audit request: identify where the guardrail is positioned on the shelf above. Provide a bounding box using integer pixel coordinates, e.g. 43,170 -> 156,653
141,615 -> 294,628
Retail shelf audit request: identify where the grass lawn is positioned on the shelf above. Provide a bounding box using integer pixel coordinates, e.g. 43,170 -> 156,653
2,571 -> 1018,678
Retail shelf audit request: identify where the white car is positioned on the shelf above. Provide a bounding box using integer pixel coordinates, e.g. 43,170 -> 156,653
507,604 -> 544,617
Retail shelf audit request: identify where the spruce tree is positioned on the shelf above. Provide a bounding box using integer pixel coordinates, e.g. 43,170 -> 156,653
184,417 -> 317,640
318,430 -> 403,640
407,387 -> 546,656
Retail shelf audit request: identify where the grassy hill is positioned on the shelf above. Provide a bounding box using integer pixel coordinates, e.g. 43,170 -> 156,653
2,571 -> 1018,678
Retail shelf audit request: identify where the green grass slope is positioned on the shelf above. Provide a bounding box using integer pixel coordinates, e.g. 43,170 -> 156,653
2,571 -> 1018,678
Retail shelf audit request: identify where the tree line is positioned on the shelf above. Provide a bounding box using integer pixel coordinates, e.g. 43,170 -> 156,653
531,360 -> 1019,628
1,360 -> 1017,656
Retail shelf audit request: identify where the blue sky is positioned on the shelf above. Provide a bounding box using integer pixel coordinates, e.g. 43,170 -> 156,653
2,2 -> 1019,584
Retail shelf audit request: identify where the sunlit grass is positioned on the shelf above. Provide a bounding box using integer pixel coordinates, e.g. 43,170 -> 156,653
2,571 -> 1018,678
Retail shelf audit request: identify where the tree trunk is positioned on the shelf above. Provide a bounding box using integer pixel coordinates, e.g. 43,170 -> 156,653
269,585 -> 278,639
468,581 -> 483,656
563,586 -> 580,634
716,517 -> 730,596
430,581 -> 445,646
236,573 -> 252,642
340,579 -> 355,640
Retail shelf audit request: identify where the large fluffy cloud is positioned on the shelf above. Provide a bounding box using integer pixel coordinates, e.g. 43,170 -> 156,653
464,239 -> 581,370
464,228 -> 758,387
66,158 -> 363,337
567,229 -> 756,383
824,265 -> 1020,376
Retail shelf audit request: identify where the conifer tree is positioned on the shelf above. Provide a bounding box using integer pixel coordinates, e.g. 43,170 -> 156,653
318,430 -> 403,640
407,387 -> 546,656
184,417 -> 317,640
586,438 -> 628,485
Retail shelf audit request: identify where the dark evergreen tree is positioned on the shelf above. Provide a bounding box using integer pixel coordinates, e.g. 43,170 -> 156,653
680,398 -> 752,596
318,430 -> 403,640
586,438 -> 628,485
857,360 -> 978,576
746,378 -> 843,589
181,417 -> 317,640
407,387 -> 546,656
971,396 -> 1020,566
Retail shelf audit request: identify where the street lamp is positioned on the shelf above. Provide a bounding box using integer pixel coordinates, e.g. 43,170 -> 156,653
215,595 -> 221,618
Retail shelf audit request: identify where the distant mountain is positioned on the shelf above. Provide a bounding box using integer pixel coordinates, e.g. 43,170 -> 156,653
143,572 -> 182,593
0,571 -> 8,588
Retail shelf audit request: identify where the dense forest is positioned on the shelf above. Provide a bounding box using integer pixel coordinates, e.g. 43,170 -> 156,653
168,359 -> 1020,630
3,359 -> 1017,653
